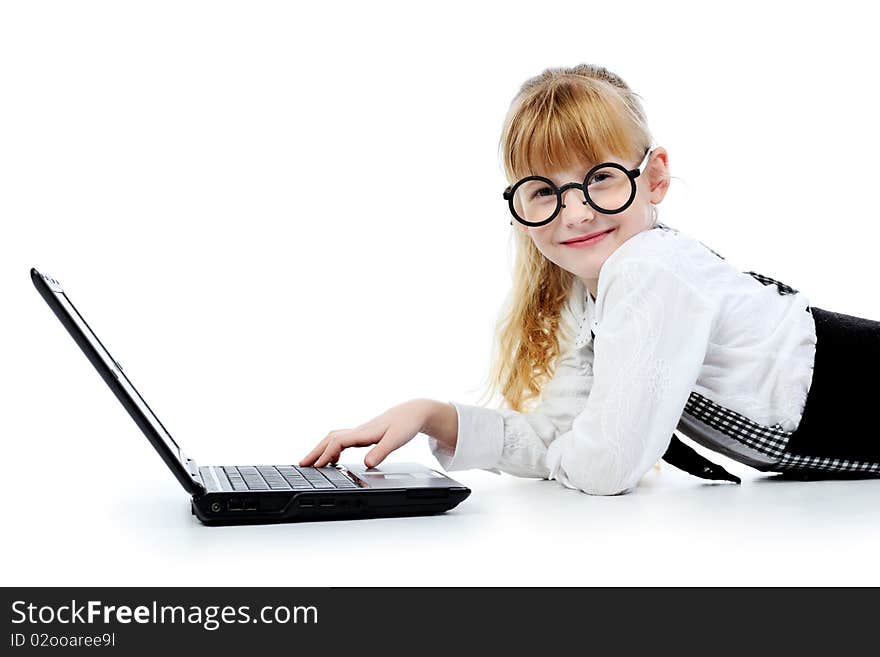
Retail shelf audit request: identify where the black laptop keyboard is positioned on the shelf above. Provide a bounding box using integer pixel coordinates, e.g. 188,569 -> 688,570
199,465 -> 359,492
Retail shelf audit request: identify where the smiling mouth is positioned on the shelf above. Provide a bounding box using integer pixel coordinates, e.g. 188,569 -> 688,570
561,228 -> 614,245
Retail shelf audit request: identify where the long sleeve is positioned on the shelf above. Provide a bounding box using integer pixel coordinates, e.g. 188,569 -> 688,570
545,259 -> 717,495
426,307 -> 595,478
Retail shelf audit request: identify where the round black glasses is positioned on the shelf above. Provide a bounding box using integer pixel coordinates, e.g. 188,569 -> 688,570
503,147 -> 653,227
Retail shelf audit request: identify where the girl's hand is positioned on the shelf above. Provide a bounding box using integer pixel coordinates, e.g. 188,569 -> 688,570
299,398 -> 439,469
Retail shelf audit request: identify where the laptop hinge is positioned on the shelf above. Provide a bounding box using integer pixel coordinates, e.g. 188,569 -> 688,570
182,454 -> 206,494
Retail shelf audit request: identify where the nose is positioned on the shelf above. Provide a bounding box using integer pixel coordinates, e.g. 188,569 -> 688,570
558,182 -> 592,222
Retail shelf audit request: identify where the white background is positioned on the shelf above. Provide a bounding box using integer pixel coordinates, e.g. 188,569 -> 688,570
3,0 -> 880,586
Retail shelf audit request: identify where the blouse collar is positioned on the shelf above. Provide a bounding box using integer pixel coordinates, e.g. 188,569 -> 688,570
574,279 -> 595,349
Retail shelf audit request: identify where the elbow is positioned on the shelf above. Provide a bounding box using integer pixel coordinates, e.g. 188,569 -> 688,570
547,435 -> 643,495
580,478 -> 634,496
562,462 -> 642,496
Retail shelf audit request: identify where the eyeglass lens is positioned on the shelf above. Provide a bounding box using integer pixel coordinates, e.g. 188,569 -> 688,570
511,165 -> 634,225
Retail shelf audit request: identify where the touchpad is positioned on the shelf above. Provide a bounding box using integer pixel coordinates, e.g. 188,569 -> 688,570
363,473 -> 413,480
361,471 -> 443,480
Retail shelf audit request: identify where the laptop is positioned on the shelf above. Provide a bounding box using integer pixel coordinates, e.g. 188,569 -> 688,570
30,267 -> 471,526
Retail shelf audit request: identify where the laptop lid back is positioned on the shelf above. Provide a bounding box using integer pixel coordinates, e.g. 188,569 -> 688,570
31,268 -> 205,496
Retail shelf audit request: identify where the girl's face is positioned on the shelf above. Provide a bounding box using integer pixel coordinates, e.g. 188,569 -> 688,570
516,147 -> 670,298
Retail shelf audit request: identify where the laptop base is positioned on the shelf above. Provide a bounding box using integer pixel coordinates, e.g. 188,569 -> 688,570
191,488 -> 469,526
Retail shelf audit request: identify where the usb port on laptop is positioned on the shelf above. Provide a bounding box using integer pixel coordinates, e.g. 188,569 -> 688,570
227,498 -> 257,511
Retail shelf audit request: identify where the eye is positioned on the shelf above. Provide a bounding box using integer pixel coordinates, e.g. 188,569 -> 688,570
532,186 -> 556,199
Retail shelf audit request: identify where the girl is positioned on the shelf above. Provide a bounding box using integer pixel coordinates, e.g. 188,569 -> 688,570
300,63 -> 880,495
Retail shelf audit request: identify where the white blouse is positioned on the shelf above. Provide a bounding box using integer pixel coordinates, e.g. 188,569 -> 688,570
426,224 -> 817,495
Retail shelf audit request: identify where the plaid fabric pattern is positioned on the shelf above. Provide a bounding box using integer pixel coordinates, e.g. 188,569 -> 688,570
743,270 -> 800,296
683,391 -> 791,460
776,452 -> 880,476
743,270 -> 812,313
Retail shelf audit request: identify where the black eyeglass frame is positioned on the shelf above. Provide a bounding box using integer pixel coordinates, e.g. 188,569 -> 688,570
503,146 -> 654,227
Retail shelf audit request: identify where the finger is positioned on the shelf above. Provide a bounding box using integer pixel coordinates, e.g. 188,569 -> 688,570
313,437 -> 357,468
363,431 -> 405,468
314,430 -> 382,468
364,447 -> 384,468
299,435 -> 335,466
299,444 -> 326,466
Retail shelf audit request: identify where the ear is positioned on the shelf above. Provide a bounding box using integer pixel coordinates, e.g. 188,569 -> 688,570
647,147 -> 671,204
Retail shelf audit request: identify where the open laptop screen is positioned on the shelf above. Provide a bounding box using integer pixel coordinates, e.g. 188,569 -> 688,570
31,269 -> 201,494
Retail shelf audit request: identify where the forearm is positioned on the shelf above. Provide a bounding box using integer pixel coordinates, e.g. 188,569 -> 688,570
421,348 -> 592,477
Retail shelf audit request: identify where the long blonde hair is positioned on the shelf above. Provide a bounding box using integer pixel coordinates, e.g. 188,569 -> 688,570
477,64 -> 657,412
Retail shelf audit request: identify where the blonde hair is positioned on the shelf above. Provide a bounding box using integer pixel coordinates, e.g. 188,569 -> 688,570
477,64 -> 659,413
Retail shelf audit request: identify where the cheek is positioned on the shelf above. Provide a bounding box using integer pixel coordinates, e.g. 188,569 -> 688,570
529,226 -> 555,246
526,231 -> 561,262
605,212 -> 638,239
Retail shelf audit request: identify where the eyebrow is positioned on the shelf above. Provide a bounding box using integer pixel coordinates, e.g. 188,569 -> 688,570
539,165 -> 596,183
